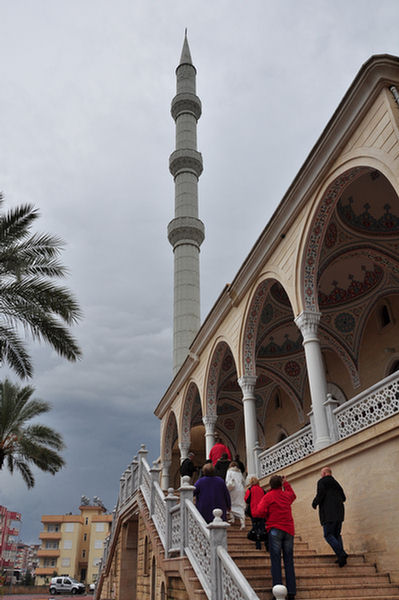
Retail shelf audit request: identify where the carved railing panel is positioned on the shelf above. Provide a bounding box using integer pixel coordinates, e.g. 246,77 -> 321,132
185,501 -> 212,598
218,546 -> 259,600
335,372 -> 399,439
152,481 -> 166,546
170,505 -> 181,553
258,425 -> 314,477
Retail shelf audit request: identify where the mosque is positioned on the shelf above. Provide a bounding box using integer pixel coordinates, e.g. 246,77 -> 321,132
97,35 -> 399,600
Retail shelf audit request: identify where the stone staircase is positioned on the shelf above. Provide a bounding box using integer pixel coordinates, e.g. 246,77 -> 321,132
227,521 -> 399,600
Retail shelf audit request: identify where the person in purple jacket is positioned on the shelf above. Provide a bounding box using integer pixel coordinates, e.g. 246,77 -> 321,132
194,462 -> 231,523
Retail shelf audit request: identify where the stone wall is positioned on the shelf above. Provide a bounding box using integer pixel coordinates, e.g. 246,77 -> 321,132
268,413 -> 399,583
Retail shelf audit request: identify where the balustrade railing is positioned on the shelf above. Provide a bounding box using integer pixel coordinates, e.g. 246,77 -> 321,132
257,425 -> 314,477
101,447 -> 261,600
101,374 -> 399,599
334,371 -> 399,440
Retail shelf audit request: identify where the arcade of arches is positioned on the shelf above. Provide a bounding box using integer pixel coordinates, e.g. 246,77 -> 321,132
159,167 -> 399,487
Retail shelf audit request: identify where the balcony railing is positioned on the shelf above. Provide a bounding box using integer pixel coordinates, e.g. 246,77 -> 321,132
257,372 -> 399,477
258,425 -> 314,478
100,446 -> 260,600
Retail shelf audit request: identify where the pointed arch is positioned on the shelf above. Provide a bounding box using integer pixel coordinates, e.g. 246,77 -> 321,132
205,339 -> 237,417
180,381 -> 202,449
301,166 -> 370,312
242,276 -> 293,376
161,410 -> 178,464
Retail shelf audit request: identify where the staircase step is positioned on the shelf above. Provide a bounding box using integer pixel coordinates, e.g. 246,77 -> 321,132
227,520 -> 399,600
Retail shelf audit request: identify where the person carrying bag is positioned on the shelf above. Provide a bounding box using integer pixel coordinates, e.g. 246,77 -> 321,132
244,476 -> 267,550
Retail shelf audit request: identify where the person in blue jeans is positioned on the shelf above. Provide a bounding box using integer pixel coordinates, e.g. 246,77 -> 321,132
312,466 -> 347,567
252,475 -> 297,600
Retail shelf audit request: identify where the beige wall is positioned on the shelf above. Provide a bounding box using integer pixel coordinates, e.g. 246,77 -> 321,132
270,414 -> 399,583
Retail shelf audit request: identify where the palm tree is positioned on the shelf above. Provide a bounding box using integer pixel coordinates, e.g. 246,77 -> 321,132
0,379 -> 65,488
0,194 -> 82,378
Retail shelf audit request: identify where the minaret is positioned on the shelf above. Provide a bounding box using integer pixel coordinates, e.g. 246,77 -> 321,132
168,32 -> 205,375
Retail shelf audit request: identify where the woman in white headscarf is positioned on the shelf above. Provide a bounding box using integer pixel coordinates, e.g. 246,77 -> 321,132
225,461 -> 246,528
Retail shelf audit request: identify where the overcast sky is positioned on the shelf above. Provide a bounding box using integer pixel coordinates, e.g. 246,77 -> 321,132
0,0 -> 398,545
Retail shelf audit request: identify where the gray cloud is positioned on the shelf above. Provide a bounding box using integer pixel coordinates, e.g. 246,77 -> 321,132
0,0 -> 398,543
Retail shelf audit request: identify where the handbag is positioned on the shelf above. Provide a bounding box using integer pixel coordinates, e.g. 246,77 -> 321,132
245,489 -> 252,517
247,528 -> 257,541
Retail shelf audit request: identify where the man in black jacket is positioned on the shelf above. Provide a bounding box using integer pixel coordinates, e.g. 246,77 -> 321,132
180,452 -> 197,482
312,466 -> 348,567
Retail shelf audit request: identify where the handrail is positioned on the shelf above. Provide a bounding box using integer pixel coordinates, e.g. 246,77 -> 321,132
334,370 -> 399,439
257,424 -> 313,477
217,545 -> 261,600
100,449 -> 260,600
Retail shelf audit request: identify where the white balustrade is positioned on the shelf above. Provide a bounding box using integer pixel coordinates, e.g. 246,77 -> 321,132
258,425 -> 314,477
335,371 -> 399,439
101,445 -> 261,599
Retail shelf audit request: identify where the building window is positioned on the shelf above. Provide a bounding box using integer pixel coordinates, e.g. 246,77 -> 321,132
82,550 -> 86,558
95,523 -> 105,532
94,540 -> 103,549
83,533 -> 87,542
48,524 -> 60,532
85,518 -> 89,525
64,523 -> 74,533
274,391 -> 281,409
61,558 -> 71,567
63,540 -> 72,550
93,558 -> 101,567
380,304 -> 392,327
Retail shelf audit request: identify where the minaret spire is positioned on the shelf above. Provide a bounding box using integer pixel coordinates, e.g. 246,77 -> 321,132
168,33 -> 205,375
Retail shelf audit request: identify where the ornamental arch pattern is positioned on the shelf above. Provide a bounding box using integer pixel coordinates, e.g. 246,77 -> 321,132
180,381 -> 202,449
242,277 -> 293,376
161,410 -> 178,464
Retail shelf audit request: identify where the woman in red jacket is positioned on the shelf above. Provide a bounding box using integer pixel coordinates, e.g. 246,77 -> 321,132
252,475 -> 297,600
244,476 -> 266,549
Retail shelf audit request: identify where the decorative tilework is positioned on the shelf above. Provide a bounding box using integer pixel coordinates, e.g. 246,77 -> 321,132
303,167 -> 368,311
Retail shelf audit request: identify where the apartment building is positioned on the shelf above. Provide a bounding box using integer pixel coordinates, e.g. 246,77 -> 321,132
0,505 -> 21,579
36,501 -> 112,586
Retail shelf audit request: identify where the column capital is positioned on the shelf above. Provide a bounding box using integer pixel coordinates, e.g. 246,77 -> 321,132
202,414 -> 217,430
238,375 -> 257,397
295,310 -> 321,342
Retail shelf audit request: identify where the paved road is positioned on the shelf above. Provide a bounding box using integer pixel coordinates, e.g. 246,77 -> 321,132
2,593 -> 93,600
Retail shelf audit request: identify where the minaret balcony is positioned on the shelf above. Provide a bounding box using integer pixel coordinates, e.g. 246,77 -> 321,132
169,149 -> 203,178
168,216 -> 205,249
171,92 -> 202,121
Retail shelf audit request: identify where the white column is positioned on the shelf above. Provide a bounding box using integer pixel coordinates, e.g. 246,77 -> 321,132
179,442 -> 190,462
161,459 -> 171,491
202,414 -> 217,458
295,311 -> 331,450
238,375 -> 258,476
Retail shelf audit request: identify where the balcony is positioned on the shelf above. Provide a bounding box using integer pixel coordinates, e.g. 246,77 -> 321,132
35,567 -> 57,576
258,371 -> 399,477
0,560 -> 13,568
7,527 -> 19,536
39,531 -> 62,540
37,550 -> 60,558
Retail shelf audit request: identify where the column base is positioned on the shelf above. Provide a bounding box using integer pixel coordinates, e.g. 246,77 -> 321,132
313,436 -> 332,451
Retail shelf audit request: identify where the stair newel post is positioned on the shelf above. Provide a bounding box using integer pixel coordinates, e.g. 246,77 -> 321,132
324,393 -> 340,442
179,475 -> 195,557
150,461 -> 162,516
131,456 -> 139,494
119,475 -> 126,506
138,444 -> 148,486
165,488 -> 178,558
273,584 -> 288,600
253,441 -> 262,478
207,509 -> 229,600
